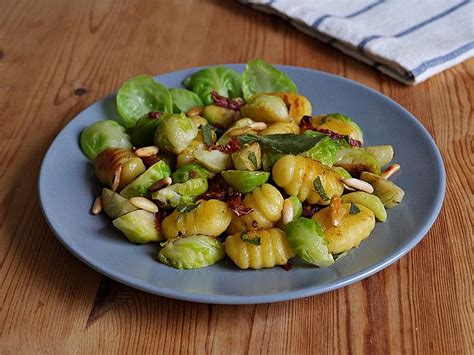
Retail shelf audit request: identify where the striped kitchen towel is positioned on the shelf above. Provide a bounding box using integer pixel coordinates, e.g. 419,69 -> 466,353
241,0 -> 474,85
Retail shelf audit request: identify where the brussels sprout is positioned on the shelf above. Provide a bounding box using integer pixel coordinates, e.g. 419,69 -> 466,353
116,75 -> 172,128
131,113 -> 163,147
94,148 -> 146,190
157,235 -> 225,269
282,196 -> 303,224
154,113 -> 198,154
312,113 -> 364,144
172,163 -> 214,183
183,66 -> 242,105
202,104 -> 240,128
261,147 -> 284,172
120,160 -> 171,198
232,142 -> 261,171
193,149 -> 233,173
101,188 -> 137,219
240,94 -> 290,124
269,93 -> 312,124
242,59 -> 297,101
216,118 -> 256,145
80,120 -> 132,161
169,88 -> 203,113
360,172 -> 405,208
361,145 -> 394,168
221,170 -> 270,193
285,217 -> 334,267
300,136 -> 338,166
335,148 -> 381,175
340,192 -> 387,222
112,210 -> 162,243
332,166 -> 352,180
152,178 -> 208,208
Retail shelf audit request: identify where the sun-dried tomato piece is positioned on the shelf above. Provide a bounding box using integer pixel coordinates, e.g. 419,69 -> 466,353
227,192 -> 253,217
141,155 -> 161,168
211,91 -> 243,111
302,202 -> 321,218
211,137 -> 241,154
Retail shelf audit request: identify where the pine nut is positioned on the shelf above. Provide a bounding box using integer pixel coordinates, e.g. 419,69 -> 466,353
248,122 -> 267,131
341,178 -> 374,193
282,199 -> 294,225
129,197 -> 159,213
135,146 -> 159,157
186,106 -> 204,117
111,165 -> 122,191
329,195 -> 342,227
92,196 -> 103,215
148,176 -> 172,192
381,164 -> 400,179
227,126 -> 254,137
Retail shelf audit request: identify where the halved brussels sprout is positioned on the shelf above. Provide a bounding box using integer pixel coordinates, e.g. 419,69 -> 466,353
282,196 -> 303,225
101,188 -> 137,219
242,59 -> 297,101
261,147 -> 284,172
131,113 -> 163,147
240,94 -> 290,124
361,145 -> 394,168
152,178 -> 208,208
221,170 -> 270,193
154,113 -> 198,154
312,113 -> 363,144
169,88 -> 203,113
112,210 -> 162,243
340,192 -> 387,222
80,120 -> 132,161
172,163 -> 214,183
183,66 -> 242,105
268,93 -> 312,124
116,75 -> 172,128
232,142 -> 261,171
360,172 -> 405,208
120,160 -> 171,199
285,217 -> 334,267
332,166 -> 352,179
157,235 -> 225,269
334,148 -> 381,175
94,148 -> 146,190
202,104 -> 239,128
193,149 -> 233,173
300,136 -> 338,166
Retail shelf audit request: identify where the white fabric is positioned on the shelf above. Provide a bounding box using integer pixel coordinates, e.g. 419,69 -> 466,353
241,0 -> 474,85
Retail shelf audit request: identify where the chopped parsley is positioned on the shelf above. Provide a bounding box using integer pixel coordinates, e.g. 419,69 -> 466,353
240,232 -> 261,245
349,203 -> 361,215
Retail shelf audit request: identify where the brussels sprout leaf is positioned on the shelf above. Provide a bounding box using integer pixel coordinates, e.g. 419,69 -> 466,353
202,124 -> 213,147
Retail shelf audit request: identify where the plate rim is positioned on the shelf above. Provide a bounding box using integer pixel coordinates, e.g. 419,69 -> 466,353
38,64 -> 446,304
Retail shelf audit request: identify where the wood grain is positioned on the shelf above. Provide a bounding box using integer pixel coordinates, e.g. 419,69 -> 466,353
0,0 -> 472,353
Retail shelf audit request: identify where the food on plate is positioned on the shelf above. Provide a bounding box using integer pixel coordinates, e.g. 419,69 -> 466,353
80,59 -> 405,270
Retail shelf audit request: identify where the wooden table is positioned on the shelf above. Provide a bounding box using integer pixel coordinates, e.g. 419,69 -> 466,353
1,0 -> 472,353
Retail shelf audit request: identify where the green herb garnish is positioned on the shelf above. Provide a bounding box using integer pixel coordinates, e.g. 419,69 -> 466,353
202,124 -> 213,147
238,134 -> 325,155
313,176 -> 330,201
349,203 -> 361,215
240,233 -> 261,245
248,152 -> 257,168
176,204 -> 198,213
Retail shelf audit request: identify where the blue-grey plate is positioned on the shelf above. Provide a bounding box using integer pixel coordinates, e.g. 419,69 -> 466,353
39,65 -> 445,304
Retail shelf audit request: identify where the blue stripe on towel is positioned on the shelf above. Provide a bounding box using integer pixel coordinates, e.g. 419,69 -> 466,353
410,41 -> 474,77
312,0 -> 383,28
358,0 -> 469,51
